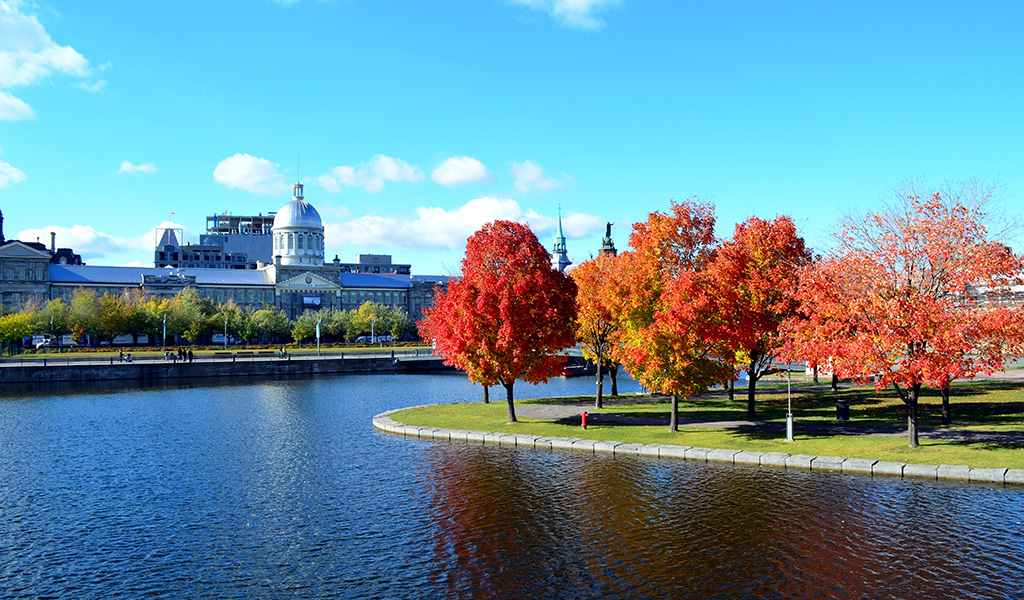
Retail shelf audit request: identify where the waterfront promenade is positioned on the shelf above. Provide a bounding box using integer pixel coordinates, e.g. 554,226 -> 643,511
0,348 -> 452,384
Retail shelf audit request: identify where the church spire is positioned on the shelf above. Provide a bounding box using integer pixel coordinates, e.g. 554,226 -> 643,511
551,206 -> 571,272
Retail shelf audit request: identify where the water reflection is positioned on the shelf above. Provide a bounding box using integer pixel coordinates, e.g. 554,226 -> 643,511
416,442 -> 1024,599
0,374 -> 1021,599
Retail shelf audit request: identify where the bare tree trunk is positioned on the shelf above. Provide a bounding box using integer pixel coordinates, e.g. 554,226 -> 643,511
504,381 -> 517,423
728,378 -> 735,401
831,373 -> 838,392
812,365 -> 819,383
746,364 -> 757,420
482,385 -> 489,404
907,383 -> 921,448
595,354 -> 604,409
609,363 -> 619,397
941,382 -> 951,426
670,393 -> 679,432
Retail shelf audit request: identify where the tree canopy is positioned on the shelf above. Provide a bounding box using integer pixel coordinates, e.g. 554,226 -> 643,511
418,220 -> 577,423
785,191 -> 1024,446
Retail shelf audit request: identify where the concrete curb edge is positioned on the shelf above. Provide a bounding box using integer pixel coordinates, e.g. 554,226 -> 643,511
372,411 -> 1024,487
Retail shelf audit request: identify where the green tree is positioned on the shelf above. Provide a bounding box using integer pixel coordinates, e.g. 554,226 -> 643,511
68,288 -> 101,345
388,308 -> 412,340
119,289 -> 154,345
142,296 -> 173,346
212,300 -> 247,344
98,292 -> 130,341
291,310 -> 322,344
168,287 -> 213,344
34,299 -> 71,339
248,306 -> 291,343
0,311 -> 35,354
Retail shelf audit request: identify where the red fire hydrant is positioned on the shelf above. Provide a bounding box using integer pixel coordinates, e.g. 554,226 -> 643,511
581,411 -> 589,429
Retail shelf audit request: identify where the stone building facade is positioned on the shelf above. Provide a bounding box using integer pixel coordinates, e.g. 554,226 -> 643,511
1,187 -> 446,322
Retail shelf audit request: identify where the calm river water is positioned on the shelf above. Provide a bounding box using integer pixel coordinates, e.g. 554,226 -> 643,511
1,373 -> 1022,599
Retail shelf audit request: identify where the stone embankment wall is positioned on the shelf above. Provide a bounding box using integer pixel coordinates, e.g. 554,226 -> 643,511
0,355 -> 454,384
373,409 -> 1024,487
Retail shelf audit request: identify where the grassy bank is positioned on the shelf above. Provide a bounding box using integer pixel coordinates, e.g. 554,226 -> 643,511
391,380 -> 1024,470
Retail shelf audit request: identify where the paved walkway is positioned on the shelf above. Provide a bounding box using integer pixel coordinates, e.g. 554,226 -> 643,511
519,381 -> 1024,445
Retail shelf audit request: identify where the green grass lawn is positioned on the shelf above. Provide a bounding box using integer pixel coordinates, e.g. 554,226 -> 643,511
391,379 -> 1024,470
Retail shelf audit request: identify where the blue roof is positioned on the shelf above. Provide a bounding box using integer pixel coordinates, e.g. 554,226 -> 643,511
338,273 -> 413,289
49,265 -> 271,286
48,265 -> 449,289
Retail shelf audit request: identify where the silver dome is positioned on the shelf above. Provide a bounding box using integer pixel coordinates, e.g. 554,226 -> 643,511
272,199 -> 323,230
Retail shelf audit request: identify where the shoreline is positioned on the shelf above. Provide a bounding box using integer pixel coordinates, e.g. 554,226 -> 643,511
0,351 -> 454,384
373,407 -> 1024,487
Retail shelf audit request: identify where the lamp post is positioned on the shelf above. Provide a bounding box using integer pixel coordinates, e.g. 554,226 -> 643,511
371,316 -> 375,345
162,313 -> 167,350
224,315 -> 228,349
316,316 -> 322,357
785,366 -> 794,442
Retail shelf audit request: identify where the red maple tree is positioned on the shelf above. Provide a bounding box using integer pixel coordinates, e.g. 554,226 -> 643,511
704,216 -> 811,419
785,192 -> 1024,447
417,220 -> 577,423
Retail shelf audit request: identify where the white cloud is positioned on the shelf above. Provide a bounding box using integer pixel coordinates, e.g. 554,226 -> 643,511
0,90 -> 33,119
509,160 -> 570,193
0,155 -> 26,188
17,221 -> 194,262
326,196 -> 526,250
431,156 -> 495,186
316,154 -> 424,194
509,0 -> 622,31
323,196 -> 605,253
117,161 -> 157,175
0,0 -> 94,119
213,153 -> 289,196
522,209 -> 604,238
74,79 -> 106,93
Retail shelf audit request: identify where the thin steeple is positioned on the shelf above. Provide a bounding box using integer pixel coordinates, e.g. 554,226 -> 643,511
551,206 -> 571,272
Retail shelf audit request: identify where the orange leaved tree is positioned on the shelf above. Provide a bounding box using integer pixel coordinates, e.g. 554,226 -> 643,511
705,216 -> 812,419
418,220 -> 577,423
618,199 -> 743,431
785,192 -> 1024,447
571,252 -> 630,409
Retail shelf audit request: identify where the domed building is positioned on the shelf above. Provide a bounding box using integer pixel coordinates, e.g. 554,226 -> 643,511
256,181 -> 441,319
272,182 -> 325,266
3,182 -> 448,330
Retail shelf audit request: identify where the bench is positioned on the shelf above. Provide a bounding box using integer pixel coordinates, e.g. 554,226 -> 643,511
214,352 -> 233,358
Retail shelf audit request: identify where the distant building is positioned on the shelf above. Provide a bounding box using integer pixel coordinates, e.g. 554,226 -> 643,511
155,210 -> 275,270
1,186 -> 446,323
0,213 -> 84,307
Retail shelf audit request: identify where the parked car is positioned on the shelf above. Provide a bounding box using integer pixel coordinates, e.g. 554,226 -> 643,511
355,335 -> 394,344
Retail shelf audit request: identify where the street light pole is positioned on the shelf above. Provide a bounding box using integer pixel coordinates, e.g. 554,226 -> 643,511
316,316 -> 322,357
162,313 -> 167,350
786,366 -> 794,442
224,315 -> 228,349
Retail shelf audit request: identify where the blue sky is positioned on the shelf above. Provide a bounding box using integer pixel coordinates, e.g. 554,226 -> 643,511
2,0 -> 1022,273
